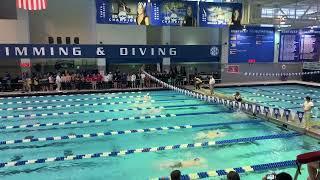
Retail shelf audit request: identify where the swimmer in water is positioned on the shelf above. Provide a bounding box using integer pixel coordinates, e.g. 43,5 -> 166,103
195,130 -> 225,140
160,158 -> 204,169
140,108 -> 163,116
135,93 -> 151,101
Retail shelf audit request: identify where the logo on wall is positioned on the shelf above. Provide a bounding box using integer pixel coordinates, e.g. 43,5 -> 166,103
210,46 -> 219,56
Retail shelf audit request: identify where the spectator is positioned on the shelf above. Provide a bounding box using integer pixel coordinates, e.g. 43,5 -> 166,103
92,73 -> 98,90
262,172 -> 292,180
227,171 -> 240,180
140,72 -> 146,88
209,76 -> 215,95
307,162 -> 319,180
194,76 -> 202,90
55,73 -> 62,91
303,96 -> 314,129
131,73 -> 136,88
48,74 -> 54,91
170,170 -> 181,180
127,73 -> 131,88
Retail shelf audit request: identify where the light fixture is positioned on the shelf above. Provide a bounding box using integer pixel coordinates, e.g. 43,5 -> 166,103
16,0 -> 47,10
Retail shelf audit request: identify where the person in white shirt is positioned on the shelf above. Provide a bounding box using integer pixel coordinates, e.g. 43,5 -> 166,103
303,96 -> 314,129
131,73 -> 136,88
55,73 -> 62,92
48,75 -> 54,91
140,73 -> 146,88
209,76 -> 215,95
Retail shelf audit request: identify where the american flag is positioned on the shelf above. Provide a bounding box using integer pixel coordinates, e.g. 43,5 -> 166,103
17,0 -> 47,10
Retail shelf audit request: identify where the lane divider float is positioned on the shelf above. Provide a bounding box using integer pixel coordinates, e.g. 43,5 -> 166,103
0,120 -> 263,145
153,160 -> 296,180
0,94 -> 146,105
0,91 -> 142,100
0,110 -> 231,130
0,132 -> 301,168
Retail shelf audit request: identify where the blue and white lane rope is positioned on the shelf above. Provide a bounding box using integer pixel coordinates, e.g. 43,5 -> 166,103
0,101 -> 209,119
0,91 -> 142,100
253,88 -> 320,103
0,111 -> 230,130
153,160 -> 296,180
0,97 -> 191,111
0,120 -> 263,145
0,132 -> 301,168
0,94 -> 146,105
234,88 -> 303,106
0,102 -> 162,119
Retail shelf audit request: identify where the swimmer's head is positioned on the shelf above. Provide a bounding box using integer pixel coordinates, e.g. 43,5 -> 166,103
306,96 -> 311,101
194,158 -> 200,161
235,92 -> 240,96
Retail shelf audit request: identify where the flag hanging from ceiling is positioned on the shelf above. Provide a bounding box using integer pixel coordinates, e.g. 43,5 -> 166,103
17,0 -> 47,10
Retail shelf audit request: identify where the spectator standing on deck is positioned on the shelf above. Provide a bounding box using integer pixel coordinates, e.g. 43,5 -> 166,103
303,96 -> 314,129
48,74 -> 54,91
140,72 -> 146,88
131,73 -> 136,88
55,73 -> 62,92
194,76 -> 202,90
209,76 -> 215,95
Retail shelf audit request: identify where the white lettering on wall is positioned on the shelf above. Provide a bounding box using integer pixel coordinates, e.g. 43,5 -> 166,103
33,47 -> 45,56
50,47 -> 54,55
132,48 -> 135,56
5,47 -> 9,56
151,48 -> 154,56
169,48 -> 177,56
120,48 -> 128,55
73,47 -> 82,56
158,48 -> 166,56
15,47 -> 27,56
139,48 -> 146,56
59,47 -> 68,56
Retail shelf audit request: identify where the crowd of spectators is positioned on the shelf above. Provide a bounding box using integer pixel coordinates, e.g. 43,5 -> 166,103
0,70 -> 191,92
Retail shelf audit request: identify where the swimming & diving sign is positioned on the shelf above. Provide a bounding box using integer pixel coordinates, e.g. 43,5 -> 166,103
0,45 -> 220,62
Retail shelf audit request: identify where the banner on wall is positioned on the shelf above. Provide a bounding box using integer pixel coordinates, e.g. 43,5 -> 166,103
0,44 -> 220,63
279,29 -> 320,62
150,0 -> 197,27
96,0 -> 150,25
199,2 -> 242,27
229,26 -> 275,63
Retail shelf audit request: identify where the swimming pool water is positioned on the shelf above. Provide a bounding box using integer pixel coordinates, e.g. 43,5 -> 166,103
0,90 -> 318,179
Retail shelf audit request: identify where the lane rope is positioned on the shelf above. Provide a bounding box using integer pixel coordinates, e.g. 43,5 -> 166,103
0,97 -> 192,111
0,110 -> 231,130
0,100 -> 210,120
0,94 -> 146,105
0,120 -> 263,145
0,91 -> 142,100
152,160 -> 296,180
0,132 -> 300,169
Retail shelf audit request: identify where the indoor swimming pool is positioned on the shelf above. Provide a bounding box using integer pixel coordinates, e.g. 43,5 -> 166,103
0,90 -> 319,179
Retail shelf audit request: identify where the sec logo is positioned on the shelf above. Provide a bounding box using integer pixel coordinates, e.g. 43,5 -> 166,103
210,46 -> 219,56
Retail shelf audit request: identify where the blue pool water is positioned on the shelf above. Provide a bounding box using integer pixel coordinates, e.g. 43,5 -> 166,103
0,90 -> 319,179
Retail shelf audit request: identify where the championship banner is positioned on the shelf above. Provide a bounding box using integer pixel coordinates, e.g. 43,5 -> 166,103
199,2 -> 242,27
150,0 -> 197,27
96,0 -> 150,25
